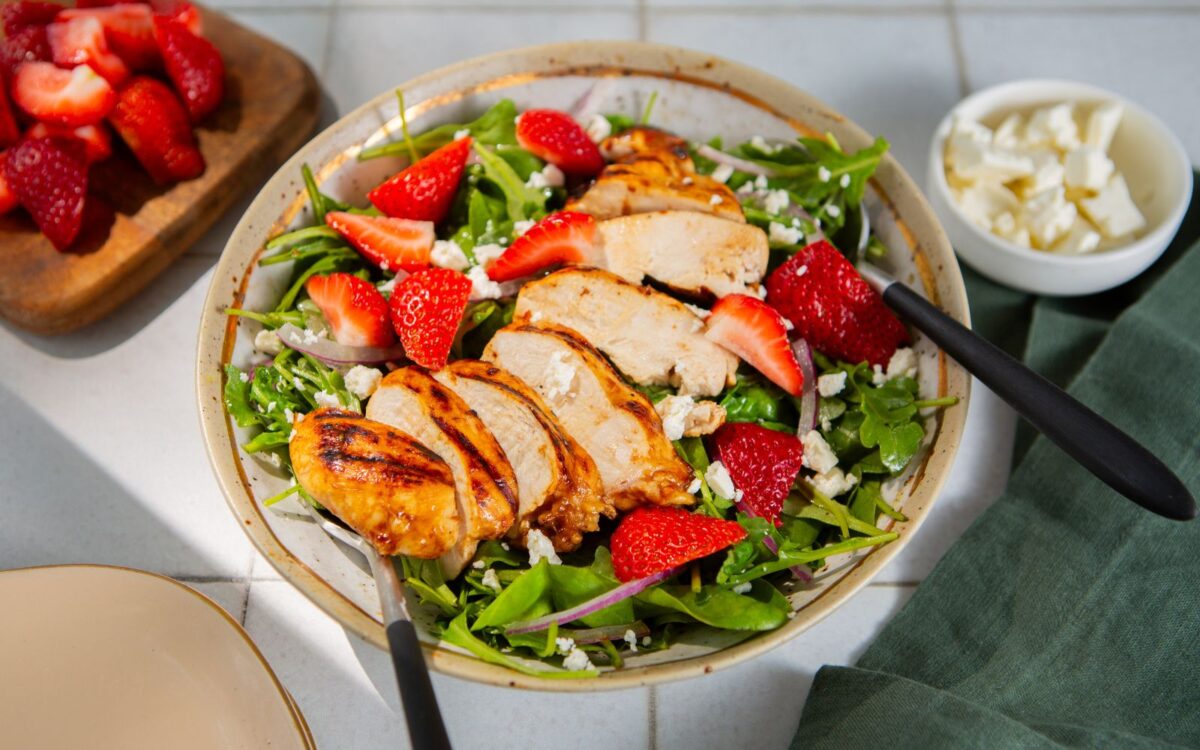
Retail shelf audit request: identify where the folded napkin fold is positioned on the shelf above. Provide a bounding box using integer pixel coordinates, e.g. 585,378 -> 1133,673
793,172 -> 1200,749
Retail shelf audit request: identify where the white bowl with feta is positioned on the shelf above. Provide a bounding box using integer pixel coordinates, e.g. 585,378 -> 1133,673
927,79 -> 1192,296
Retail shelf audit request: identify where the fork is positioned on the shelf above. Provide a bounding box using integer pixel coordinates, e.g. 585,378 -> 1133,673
304,503 -> 453,749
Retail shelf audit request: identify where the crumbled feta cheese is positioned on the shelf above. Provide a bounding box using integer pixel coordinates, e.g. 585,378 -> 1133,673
710,164 -> 734,184
254,329 -> 283,356
737,180 -> 754,195
682,176 -> 695,186
782,318 -> 794,331
238,371 -> 250,383
472,242 -> 506,267
1025,103 -> 1079,150
313,390 -> 340,409
471,560 -> 485,569
287,428 -> 298,443
872,364 -> 886,385
709,194 -> 723,206
1080,174 -> 1145,238
954,181 -> 1020,232
266,401 -> 277,413
641,636 -> 652,647
817,166 -> 832,183
526,529 -> 561,566
555,637 -> 575,655
953,141 -> 1035,182
512,219 -> 535,236
687,477 -> 702,494
344,365 -> 382,400
453,128 -> 470,140
839,173 -> 851,189
481,568 -> 502,592
705,460 -> 737,499
750,135 -> 779,154
431,239 -> 469,271
1063,145 -> 1114,192
623,629 -> 638,652
1020,149 -> 1065,197
992,212 -> 1018,237
826,204 -> 841,219
768,221 -> 804,246
562,647 -> 594,672
817,371 -> 847,397
585,113 -> 612,143
886,347 -> 918,380
466,265 -> 503,301
754,174 -> 769,190
992,113 -> 1022,148
1084,102 -> 1123,152
525,163 -> 565,189
801,430 -> 838,474
655,395 -> 695,442
542,350 -> 576,401
683,302 -> 710,320
732,582 -> 752,595
807,467 -> 858,498
1053,217 -> 1102,255
282,408 -> 295,425
763,189 -> 790,215
1023,186 -> 1077,247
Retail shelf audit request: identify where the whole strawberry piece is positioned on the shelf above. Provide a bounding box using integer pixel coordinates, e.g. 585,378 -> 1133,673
108,76 -> 204,184
766,240 -> 909,367
610,506 -> 747,583
705,293 -> 804,396
368,136 -> 470,224
4,138 -> 88,251
388,267 -> 472,370
486,210 -> 598,282
0,2 -> 62,36
325,211 -> 434,273
711,422 -> 805,525
515,109 -> 605,177
153,15 -> 223,121
305,273 -> 396,348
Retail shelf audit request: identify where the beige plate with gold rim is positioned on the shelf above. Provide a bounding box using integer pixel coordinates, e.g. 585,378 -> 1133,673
0,565 -> 314,748
196,41 -> 970,691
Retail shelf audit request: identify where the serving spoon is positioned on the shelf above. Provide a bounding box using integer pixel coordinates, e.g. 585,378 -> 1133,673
303,503 -> 454,749
845,204 -> 1196,521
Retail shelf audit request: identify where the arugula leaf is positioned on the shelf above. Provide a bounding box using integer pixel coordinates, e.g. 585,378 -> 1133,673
442,613 -> 595,679
223,365 -> 259,428
718,373 -> 795,427
472,560 -> 553,631
547,554 -> 635,628
359,99 -> 520,160
636,581 -> 789,631
472,142 -> 547,223
673,437 -> 730,516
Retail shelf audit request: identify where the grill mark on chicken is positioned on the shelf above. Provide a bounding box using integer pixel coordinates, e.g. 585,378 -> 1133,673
432,415 -> 519,515
313,418 -> 444,488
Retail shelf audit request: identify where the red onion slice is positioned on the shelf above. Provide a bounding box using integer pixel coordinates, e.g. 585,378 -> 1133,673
791,338 -> 818,433
695,144 -> 777,177
277,323 -> 407,366
506,567 -> 679,635
568,79 -> 617,123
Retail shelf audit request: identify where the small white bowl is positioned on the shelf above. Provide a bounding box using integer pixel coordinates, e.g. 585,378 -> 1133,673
927,79 -> 1192,296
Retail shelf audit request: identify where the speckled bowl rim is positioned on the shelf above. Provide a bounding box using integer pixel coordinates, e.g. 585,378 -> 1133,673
196,41 -> 971,692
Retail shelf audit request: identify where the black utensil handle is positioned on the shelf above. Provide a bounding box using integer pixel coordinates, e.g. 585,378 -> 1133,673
386,619 -> 453,750
880,281 -> 1196,521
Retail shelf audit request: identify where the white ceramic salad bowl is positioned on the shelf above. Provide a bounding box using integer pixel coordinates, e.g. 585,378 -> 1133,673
196,41 -> 970,691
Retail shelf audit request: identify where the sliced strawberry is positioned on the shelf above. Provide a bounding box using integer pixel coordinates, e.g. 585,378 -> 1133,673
26,122 -> 112,164
610,506 -> 747,583
305,273 -> 396,348
48,16 -> 130,86
388,268 -> 472,370
60,4 -> 159,71
0,82 -> 20,148
4,138 -> 88,251
1,26 -> 52,79
0,2 -> 62,36
0,152 -> 18,216
705,294 -> 804,396
153,15 -> 222,121
325,211 -> 434,273
515,109 -> 605,177
151,0 -> 202,36
107,75 -> 203,184
711,422 -> 806,525
766,240 -> 909,367
12,61 -> 115,127
368,136 -> 470,224
486,210 -> 598,282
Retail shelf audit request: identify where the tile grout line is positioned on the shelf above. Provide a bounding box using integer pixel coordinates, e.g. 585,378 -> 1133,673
945,0 -> 971,98
637,0 -> 648,40
318,0 -> 338,81
647,685 -> 659,750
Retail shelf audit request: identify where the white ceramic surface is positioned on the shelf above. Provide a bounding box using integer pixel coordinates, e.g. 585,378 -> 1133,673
927,79 -> 1193,296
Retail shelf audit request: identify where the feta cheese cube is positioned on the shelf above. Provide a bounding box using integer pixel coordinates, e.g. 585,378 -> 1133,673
344,365 -> 382,400
1020,150 -> 1065,196
654,395 -> 695,442
525,164 -> 565,189
945,117 -> 993,167
1084,102 -> 1123,152
431,239 -> 469,271
481,568 -> 502,592
704,460 -> 737,500
1080,174 -> 1145,238
952,141 -> 1035,182
466,265 -> 503,301
1023,187 -> 1077,247
806,467 -> 858,498
768,221 -> 804,246
1053,217 -> 1102,254
526,529 -> 562,566
801,430 -> 839,474
1024,103 -> 1080,150
816,371 -> 847,397
886,347 -> 918,380
992,113 -> 1022,148
562,647 -> 594,672
955,181 -> 1019,231
313,390 -> 340,409
472,242 -> 506,267
1063,145 -> 1114,192
992,211 -> 1018,237
763,189 -> 790,214
585,113 -> 612,144
254,328 -> 283,356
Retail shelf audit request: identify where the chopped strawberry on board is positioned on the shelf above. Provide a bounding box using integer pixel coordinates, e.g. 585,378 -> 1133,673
48,15 -> 130,86
368,136 -> 471,224
107,75 -> 203,184
3,138 -> 88,251
60,4 -> 159,71
0,84 -> 20,148
305,273 -> 396,348
151,0 -> 202,36
388,267 -> 472,370
153,15 -> 223,121
515,109 -> 605,177
705,293 -> 804,396
0,152 -> 18,216
486,210 -> 598,282
12,61 -> 115,127
0,2 -> 62,36
766,240 -> 909,367
25,122 -> 112,164
1,26 -> 52,79
610,506 -> 747,583
324,211 -> 434,273
710,422 -> 806,525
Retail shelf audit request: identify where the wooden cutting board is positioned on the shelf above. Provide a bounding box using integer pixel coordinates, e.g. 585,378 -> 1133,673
0,6 -> 320,335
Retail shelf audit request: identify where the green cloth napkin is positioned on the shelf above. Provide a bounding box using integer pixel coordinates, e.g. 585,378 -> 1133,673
792,172 -> 1200,749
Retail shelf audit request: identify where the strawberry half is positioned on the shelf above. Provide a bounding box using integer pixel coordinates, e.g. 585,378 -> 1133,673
4,137 -> 88,251
765,240 -> 909,367
610,506 -> 747,583
705,293 -> 805,396
710,422 -> 806,525
388,267 -> 472,370
153,15 -> 223,121
0,152 -> 18,216
0,2 -> 62,36
26,122 -> 112,164
325,211 -> 434,273
368,136 -> 471,224
12,61 -> 115,127
486,210 -> 597,282
0,82 -> 20,148
48,15 -> 130,86
515,109 -> 605,177
305,273 -> 396,348
108,75 -> 203,184
60,4 -> 159,71
1,26 -> 51,79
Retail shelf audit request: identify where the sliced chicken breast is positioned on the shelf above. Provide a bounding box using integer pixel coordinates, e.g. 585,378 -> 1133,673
599,127 -> 694,168
365,367 -> 517,577
483,322 -> 695,512
289,408 -> 459,559
434,360 -> 612,552
597,210 -> 769,298
514,267 -> 738,398
568,157 -> 745,223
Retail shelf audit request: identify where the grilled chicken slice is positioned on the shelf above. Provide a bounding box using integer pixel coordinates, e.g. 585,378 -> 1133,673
597,210 -> 769,298
568,157 -> 745,223
365,368 -> 517,577
599,127 -> 694,167
514,268 -> 737,398
484,322 -> 695,512
289,408 -> 459,559
433,360 -> 612,551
